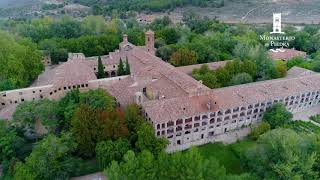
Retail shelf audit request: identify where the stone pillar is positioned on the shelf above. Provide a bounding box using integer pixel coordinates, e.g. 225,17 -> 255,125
123,34 -> 128,43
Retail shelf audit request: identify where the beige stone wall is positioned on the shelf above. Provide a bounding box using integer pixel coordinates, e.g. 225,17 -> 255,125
0,85 -> 53,110
148,90 -> 320,152
0,76 -> 129,111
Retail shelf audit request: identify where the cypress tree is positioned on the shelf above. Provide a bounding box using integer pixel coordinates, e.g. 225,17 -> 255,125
97,56 -> 105,79
117,58 -> 125,76
125,57 -> 131,75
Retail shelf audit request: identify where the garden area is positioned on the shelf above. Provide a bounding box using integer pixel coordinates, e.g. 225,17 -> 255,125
197,140 -> 256,174
285,120 -> 320,134
311,114 -> 320,124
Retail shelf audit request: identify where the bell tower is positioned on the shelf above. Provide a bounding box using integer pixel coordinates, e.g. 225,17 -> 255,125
145,30 -> 155,55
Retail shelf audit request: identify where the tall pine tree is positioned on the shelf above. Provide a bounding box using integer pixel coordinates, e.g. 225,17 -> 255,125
97,56 -> 105,79
117,58 -> 125,76
125,57 -> 131,75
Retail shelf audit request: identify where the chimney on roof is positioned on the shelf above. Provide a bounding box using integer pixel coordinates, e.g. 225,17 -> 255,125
206,100 -> 217,110
123,34 -> 128,43
207,100 -> 213,110
135,92 -> 144,105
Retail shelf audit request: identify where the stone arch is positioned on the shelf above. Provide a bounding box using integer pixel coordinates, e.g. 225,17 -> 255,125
105,71 -> 110,78
111,71 -> 116,77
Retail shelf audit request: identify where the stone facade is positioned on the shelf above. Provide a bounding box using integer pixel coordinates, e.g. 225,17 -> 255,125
1,31 -> 319,153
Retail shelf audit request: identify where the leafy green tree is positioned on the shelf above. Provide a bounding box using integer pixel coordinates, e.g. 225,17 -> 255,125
0,30 -> 43,90
80,16 -> 108,35
97,56 -> 105,79
197,72 -> 220,89
126,28 -> 145,46
13,133 -> 81,180
233,42 -> 253,61
105,148 -> 227,180
241,59 -> 257,78
71,105 -> 129,157
38,39 -> 68,64
249,46 -> 277,80
310,32 -> 320,53
229,73 -> 253,86
249,122 -> 271,140
275,60 -> 287,78
13,100 -> 60,138
125,57 -> 131,75
79,89 -> 116,112
156,46 -> 174,61
49,16 -> 82,39
0,79 -> 15,91
135,122 -> 168,155
0,121 -> 26,162
150,16 -> 172,31
58,89 -> 80,130
246,129 -> 318,179
170,49 -> 198,66
215,67 -> 231,87
287,56 -> 305,69
157,27 -> 180,44
263,104 -> 293,129
117,58 -> 125,76
96,139 -> 131,169
182,12 -> 213,33
312,60 -> 320,72
224,60 -> 242,76
58,89 -> 116,131
292,31 -> 311,51
124,104 -> 144,134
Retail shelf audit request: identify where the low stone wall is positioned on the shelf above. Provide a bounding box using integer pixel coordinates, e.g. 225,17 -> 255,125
0,75 -> 129,111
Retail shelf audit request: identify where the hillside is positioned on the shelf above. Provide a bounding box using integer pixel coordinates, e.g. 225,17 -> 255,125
150,0 -> 320,24
0,0 -> 39,8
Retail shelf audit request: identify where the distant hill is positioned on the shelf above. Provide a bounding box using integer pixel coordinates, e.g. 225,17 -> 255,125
0,0 -> 39,8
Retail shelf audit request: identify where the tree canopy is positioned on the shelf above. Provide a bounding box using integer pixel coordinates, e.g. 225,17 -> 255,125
0,30 -> 43,91
263,103 -> 293,129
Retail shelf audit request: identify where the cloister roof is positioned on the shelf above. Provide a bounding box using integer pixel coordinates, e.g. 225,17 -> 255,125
53,58 -> 97,87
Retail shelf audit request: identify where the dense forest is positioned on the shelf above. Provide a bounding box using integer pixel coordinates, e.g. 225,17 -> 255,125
73,0 -> 225,15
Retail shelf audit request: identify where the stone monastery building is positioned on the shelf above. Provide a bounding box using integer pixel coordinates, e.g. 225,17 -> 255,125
1,31 -> 320,152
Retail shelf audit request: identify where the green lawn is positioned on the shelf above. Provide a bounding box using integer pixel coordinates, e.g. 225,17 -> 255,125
197,139 -> 256,174
285,121 -> 320,134
310,115 -> 320,124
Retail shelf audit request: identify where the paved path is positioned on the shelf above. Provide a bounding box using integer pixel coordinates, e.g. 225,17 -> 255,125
293,105 -> 320,127
70,172 -> 106,180
293,105 -> 320,121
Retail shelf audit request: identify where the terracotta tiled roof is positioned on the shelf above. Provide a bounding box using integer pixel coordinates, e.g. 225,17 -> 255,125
128,47 -> 210,94
269,48 -> 307,61
287,66 -> 316,78
143,73 -> 320,123
53,58 -> 97,87
105,76 -> 142,106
